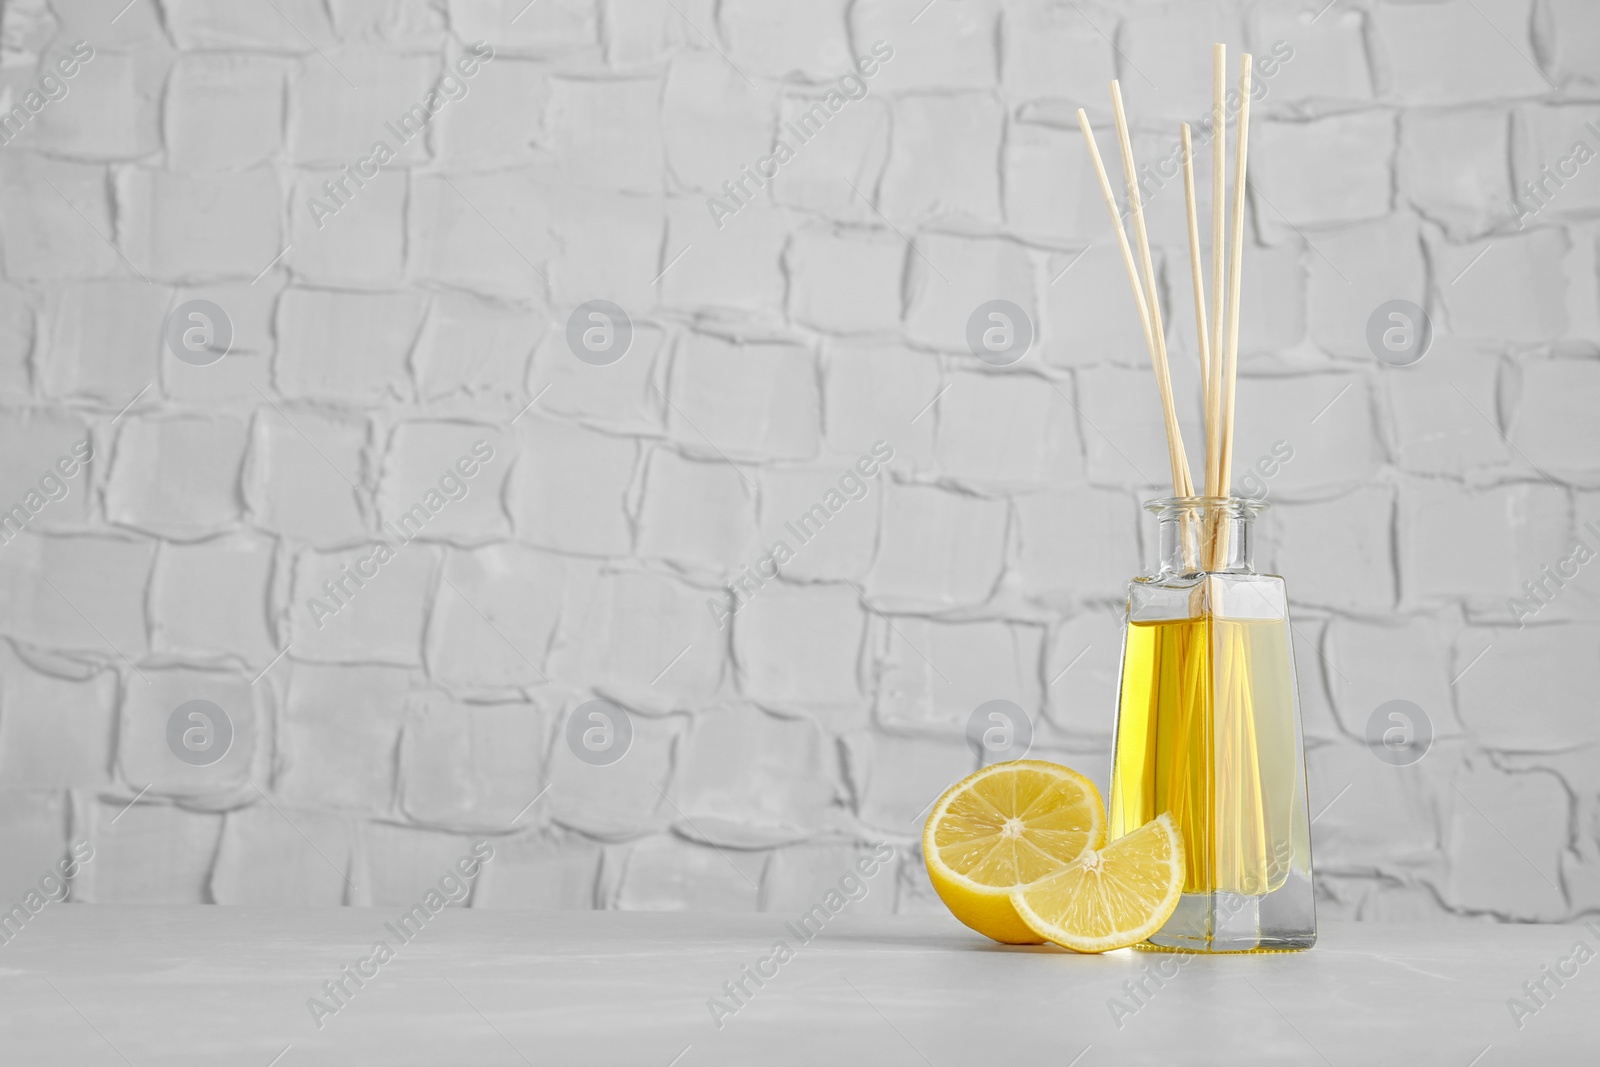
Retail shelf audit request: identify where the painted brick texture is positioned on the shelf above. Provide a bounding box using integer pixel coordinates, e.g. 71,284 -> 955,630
0,0 -> 1594,928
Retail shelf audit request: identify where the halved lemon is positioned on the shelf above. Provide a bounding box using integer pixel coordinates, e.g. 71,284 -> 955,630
923,760 -> 1106,944
1011,812 -> 1185,953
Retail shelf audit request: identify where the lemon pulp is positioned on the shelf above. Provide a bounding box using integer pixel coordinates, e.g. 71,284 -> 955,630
1011,812 -> 1186,953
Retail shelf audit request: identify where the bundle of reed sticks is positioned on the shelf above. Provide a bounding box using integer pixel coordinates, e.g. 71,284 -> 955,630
1076,45 -> 1252,572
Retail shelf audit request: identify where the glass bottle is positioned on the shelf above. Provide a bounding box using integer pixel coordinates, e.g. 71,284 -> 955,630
1109,497 -> 1317,952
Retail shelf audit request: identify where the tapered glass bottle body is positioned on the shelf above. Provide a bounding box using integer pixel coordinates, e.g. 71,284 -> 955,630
1110,499 -> 1316,952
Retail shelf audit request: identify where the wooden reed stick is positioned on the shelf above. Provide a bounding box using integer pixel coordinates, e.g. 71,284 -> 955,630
1180,123 -> 1210,425
1076,108 -> 1191,504
1206,44 -> 1227,505
1075,109 -> 1159,373
1218,54 -> 1252,498
1108,82 -> 1193,498
1211,53 -> 1253,571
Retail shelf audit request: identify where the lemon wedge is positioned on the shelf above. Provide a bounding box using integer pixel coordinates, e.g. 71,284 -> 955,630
1011,812 -> 1185,953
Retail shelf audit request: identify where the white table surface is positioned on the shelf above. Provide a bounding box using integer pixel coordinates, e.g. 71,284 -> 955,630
0,908 -> 1593,1065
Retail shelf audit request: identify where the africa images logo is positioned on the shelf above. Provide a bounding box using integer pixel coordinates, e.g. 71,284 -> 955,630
705,41 -> 895,230
0,438 -> 92,549
306,841 -> 495,1029
0,40 -> 95,145
303,440 -> 496,630
707,442 -> 893,630
304,43 -> 495,230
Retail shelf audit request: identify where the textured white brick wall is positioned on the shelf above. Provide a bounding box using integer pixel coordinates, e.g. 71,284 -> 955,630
0,0 -> 1595,926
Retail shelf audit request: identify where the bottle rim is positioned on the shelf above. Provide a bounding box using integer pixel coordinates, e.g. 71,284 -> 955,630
1142,495 -> 1269,517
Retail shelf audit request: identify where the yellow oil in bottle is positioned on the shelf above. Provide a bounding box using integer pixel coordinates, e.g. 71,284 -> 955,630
1110,614 -> 1299,896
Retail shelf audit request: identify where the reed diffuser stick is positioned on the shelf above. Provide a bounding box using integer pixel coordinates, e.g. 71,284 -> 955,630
1181,122 -> 1210,427
1211,53 -> 1253,571
1075,112 -> 1157,358
1206,45 -> 1228,505
1182,122 -> 1216,583
1218,54 -> 1252,499
1109,82 -> 1193,498
1075,108 -> 1190,499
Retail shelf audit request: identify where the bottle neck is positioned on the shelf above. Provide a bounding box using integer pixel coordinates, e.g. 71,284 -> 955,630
1147,498 -> 1263,577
